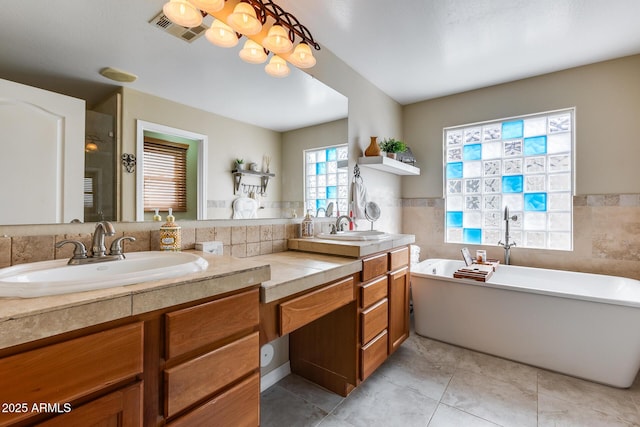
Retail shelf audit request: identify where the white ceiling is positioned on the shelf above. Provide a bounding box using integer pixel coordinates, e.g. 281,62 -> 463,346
2,1 -> 639,131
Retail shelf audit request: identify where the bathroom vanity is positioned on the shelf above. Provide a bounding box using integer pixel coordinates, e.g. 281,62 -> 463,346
0,254 -> 269,427
0,234 -> 414,426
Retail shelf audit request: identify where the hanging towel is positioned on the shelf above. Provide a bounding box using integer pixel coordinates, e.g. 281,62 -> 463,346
351,167 -> 368,219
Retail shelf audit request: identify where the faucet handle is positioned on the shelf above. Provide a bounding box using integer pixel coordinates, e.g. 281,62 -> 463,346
109,236 -> 136,256
56,239 -> 88,260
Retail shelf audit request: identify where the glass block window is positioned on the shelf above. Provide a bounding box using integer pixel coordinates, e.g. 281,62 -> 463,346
444,109 -> 574,250
305,145 -> 349,216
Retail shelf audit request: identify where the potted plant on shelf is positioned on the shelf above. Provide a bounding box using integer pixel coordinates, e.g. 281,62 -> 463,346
235,158 -> 245,170
379,138 -> 407,159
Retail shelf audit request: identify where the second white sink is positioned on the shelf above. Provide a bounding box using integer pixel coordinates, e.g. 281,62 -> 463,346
0,251 -> 209,298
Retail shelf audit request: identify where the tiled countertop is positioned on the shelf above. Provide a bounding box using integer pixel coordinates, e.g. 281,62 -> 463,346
0,253 -> 270,349
250,251 -> 363,303
0,236 -> 415,349
287,233 -> 416,258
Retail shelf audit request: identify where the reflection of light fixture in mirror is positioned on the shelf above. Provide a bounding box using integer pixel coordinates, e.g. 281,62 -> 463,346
262,24 -> 292,54
188,0 -> 224,14
121,153 -> 137,173
265,55 -> 289,78
161,0 -> 320,77
289,43 -> 316,68
239,39 -> 267,63
85,135 -> 103,152
227,2 -> 262,35
162,0 -> 203,28
205,20 -> 238,47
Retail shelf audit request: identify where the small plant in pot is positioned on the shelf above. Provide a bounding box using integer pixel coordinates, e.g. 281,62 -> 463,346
235,158 -> 245,170
379,138 -> 407,159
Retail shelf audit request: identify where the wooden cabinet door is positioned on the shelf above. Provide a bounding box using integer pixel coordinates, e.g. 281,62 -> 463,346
37,381 -> 142,427
388,267 -> 410,355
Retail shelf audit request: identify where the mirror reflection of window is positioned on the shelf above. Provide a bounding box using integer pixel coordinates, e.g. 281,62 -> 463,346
304,144 -> 349,217
143,137 -> 188,214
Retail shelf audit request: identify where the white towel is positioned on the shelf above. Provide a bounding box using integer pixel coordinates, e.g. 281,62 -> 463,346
351,179 -> 368,219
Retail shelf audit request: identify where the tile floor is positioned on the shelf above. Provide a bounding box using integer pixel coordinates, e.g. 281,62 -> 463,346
261,324 -> 640,426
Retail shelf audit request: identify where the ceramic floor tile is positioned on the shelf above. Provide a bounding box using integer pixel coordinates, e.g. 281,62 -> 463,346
456,348 -> 539,393
329,370 -> 439,427
442,369 -> 537,427
538,369 -> 640,425
376,343 -> 456,401
260,384 -> 328,427
538,392 -> 637,427
277,374 -> 345,414
405,334 -> 466,368
428,403 -> 502,427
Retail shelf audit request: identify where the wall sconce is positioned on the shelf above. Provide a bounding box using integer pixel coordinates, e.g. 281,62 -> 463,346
121,153 -> 137,173
161,0 -> 320,78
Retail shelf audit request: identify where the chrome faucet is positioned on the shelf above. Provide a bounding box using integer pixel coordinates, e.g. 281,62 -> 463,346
334,215 -> 353,233
91,221 -> 116,257
498,206 -> 517,265
56,221 -> 136,265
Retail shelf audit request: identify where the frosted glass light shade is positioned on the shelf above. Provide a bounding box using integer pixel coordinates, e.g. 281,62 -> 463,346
239,39 -> 267,64
163,0 -> 203,28
227,2 -> 262,35
289,43 -> 316,68
262,25 -> 293,54
265,55 -> 290,78
188,0 -> 224,14
205,20 -> 239,47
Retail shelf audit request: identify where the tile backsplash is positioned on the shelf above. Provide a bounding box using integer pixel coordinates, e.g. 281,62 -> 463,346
402,193 -> 640,280
0,220 -> 301,268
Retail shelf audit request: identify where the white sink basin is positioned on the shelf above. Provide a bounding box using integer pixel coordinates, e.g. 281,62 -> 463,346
316,230 -> 391,241
0,251 -> 209,298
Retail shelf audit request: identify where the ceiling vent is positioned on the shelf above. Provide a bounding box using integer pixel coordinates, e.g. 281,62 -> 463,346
149,12 -> 207,43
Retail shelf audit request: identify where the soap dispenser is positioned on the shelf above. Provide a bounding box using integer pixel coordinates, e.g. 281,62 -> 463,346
301,209 -> 314,238
160,209 -> 181,251
153,208 -> 162,222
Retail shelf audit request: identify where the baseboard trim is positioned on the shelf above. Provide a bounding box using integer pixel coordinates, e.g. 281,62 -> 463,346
260,361 -> 291,392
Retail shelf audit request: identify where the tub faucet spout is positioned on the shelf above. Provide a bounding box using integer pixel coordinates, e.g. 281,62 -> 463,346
498,206 -> 517,265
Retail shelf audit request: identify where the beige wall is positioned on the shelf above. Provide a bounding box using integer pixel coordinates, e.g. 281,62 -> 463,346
119,87 -> 283,221
402,55 -> 640,279
402,54 -> 640,198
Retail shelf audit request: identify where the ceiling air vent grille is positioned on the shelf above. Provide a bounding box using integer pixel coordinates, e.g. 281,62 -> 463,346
149,12 -> 207,43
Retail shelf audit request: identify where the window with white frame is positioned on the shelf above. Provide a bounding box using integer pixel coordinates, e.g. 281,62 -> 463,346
304,144 -> 349,217
443,108 -> 574,250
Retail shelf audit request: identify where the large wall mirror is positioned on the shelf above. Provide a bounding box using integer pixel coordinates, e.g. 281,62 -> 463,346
0,0 -> 348,225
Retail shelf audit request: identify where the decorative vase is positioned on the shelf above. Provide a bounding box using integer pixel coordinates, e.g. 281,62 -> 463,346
387,152 -> 396,159
364,136 -> 381,156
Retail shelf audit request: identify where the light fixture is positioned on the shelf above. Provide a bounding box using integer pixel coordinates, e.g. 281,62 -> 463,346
261,24 -> 292,54
227,2 -> 262,35
99,67 -> 138,83
188,0 -> 224,14
162,0 -> 203,28
239,39 -> 267,64
205,19 -> 239,47
264,55 -> 289,78
288,43 -> 316,69
161,0 -> 320,77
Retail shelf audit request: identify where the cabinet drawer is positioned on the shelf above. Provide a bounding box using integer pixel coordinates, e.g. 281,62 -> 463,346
279,276 -> 354,335
360,330 -> 388,381
361,253 -> 388,282
389,246 -> 409,271
167,373 -> 259,427
360,276 -> 388,309
166,289 -> 259,359
165,332 -> 259,418
0,322 -> 143,426
361,299 -> 388,344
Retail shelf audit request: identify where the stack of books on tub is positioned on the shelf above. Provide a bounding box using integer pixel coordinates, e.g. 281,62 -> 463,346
454,260 -> 500,282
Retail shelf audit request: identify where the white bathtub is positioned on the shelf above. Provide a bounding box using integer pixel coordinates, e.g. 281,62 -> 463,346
411,259 -> 640,388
